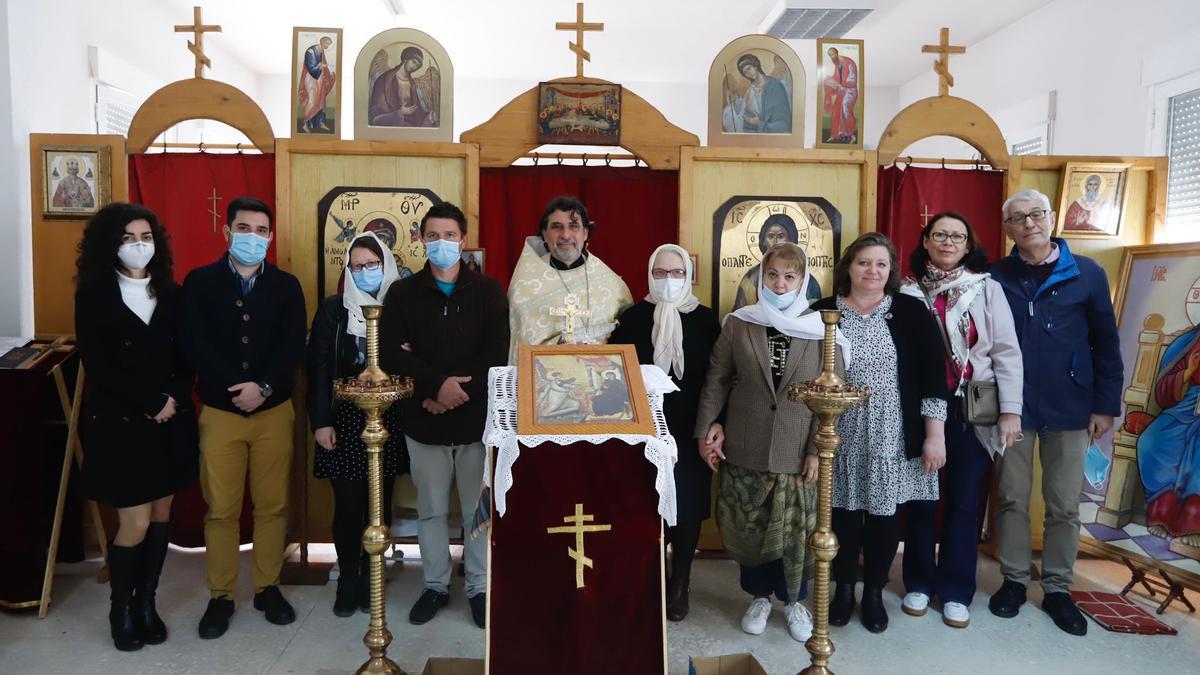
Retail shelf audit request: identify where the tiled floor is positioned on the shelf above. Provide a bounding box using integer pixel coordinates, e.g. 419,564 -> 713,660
1079,489 -> 1200,578
2,544 -> 1198,674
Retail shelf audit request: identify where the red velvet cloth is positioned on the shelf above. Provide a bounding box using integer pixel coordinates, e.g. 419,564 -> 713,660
478,165 -> 679,300
876,165 -> 1006,275
489,440 -> 665,675
128,152 -> 277,547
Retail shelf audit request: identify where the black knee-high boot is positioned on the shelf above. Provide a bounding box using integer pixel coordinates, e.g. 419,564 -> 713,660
136,522 -> 171,644
108,543 -> 145,652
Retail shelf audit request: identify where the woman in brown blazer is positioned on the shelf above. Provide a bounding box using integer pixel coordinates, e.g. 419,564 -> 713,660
694,243 -> 845,644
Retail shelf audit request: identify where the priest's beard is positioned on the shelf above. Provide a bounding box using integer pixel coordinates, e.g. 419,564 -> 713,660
1084,189 -> 1099,202
549,239 -> 584,265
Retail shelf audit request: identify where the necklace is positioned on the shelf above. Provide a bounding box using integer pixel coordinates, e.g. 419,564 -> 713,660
553,258 -> 592,339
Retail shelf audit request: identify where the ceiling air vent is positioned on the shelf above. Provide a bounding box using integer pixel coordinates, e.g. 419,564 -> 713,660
762,2 -> 874,40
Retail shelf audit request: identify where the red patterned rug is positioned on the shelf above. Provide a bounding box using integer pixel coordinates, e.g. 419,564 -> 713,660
1072,591 -> 1178,635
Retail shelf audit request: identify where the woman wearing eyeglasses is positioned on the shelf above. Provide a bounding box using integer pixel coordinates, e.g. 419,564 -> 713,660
610,244 -> 721,622
897,212 -> 1023,630
307,231 -> 409,617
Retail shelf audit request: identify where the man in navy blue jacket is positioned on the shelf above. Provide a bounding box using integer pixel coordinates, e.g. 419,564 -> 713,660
987,189 -> 1122,636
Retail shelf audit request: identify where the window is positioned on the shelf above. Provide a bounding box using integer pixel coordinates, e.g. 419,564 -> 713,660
1166,87 -> 1200,236
1011,137 -> 1043,156
95,82 -> 137,137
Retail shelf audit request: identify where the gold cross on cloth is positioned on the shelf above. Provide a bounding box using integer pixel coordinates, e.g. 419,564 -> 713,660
208,188 -> 222,232
555,2 -> 604,77
546,503 -> 612,589
921,27 -> 965,97
550,293 -> 589,344
920,204 -> 933,227
174,5 -> 222,79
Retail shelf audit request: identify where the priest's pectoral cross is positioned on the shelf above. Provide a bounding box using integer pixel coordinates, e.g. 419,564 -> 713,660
546,503 -> 612,589
208,188 -> 222,233
550,293 -> 589,345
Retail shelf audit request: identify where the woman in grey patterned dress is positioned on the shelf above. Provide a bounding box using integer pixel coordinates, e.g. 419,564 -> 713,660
811,233 -> 949,633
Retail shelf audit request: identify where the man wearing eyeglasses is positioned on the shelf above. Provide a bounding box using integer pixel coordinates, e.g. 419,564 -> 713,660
987,189 -> 1122,636
379,202 -> 509,630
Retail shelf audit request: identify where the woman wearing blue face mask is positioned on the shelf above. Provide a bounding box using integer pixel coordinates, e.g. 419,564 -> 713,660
75,203 -> 198,651
609,244 -> 721,622
694,242 -> 847,644
306,232 -> 409,617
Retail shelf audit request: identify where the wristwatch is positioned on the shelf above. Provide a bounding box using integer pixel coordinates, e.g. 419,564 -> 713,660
258,382 -> 273,399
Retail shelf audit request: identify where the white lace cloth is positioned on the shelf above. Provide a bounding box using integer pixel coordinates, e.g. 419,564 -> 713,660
484,364 -> 681,525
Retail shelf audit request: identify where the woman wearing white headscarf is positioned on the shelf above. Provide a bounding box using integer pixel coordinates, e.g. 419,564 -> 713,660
693,242 -> 845,643
307,232 -> 409,617
610,244 -> 720,622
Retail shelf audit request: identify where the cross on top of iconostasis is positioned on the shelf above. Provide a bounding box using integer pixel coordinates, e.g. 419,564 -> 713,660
174,5 -> 222,79
921,26 -> 966,97
555,2 -> 605,78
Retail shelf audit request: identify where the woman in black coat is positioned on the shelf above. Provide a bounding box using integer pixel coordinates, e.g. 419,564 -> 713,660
75,203 -> 198,652
610,244 -> 721,621
307,232 -> 408,617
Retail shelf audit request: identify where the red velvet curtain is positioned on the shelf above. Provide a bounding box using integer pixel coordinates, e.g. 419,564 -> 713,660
876,165 -> 1006,275
478,165 -> 679,300
128,152 -> 277,547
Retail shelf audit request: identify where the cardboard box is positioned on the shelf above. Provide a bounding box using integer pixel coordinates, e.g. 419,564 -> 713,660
421,657 -> 484,675
688,653 -> 769,675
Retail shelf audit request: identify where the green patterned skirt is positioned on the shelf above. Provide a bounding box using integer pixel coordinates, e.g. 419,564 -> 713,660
716,461 -> 817,601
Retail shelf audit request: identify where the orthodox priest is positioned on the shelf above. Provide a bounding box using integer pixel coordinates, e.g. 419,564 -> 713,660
507,195 -> 633,362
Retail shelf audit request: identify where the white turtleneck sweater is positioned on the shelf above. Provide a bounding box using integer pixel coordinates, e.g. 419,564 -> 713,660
117,271 -> 156,325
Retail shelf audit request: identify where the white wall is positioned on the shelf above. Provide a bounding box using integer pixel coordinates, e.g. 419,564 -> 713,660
0,0 -> 263,336
894,0 -> 1200,160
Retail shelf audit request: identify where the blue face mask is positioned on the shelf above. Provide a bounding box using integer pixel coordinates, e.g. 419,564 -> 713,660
425,239 -> 461,270
762,287 -> 799,311
229,232 -> 270,266
352,266 -> 385,294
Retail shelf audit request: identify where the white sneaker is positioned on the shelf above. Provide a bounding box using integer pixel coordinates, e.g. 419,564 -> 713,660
785,602 -> 813,642
943,601 -> 970,628
741,597 -> 772,635
902,592 -> 929,616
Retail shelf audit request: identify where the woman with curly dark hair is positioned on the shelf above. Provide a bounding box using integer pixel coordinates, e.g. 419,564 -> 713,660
75,202 -> 198,651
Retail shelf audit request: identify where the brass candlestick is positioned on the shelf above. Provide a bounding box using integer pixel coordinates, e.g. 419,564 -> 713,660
787,310 -> 869,675
334,305 -> 413,675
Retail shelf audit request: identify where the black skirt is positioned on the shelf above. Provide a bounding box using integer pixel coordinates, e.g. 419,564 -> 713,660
80,409 -> 199,508
314,402 -> 409,481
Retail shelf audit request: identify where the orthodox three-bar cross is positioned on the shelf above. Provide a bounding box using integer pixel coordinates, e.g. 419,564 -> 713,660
174,5 -> 222,79
921,27 -> 965,97
555,2 -> 604,77
550,293 -> 589,344
546,503 -> 612,589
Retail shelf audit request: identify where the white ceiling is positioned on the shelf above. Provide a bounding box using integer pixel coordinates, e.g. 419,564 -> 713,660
164,0 -> 1055,87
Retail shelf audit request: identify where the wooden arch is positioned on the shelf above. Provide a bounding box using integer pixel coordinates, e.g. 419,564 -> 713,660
460,76 -> 698,170
877,95 -> 1009,169
126,78 -> 275,154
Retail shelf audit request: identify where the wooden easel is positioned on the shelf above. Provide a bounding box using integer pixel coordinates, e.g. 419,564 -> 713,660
38,356 -> 109,618
1119,556 -> 1196,615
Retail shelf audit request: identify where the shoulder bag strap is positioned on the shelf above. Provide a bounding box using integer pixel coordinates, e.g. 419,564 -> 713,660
918,283 -> 964,392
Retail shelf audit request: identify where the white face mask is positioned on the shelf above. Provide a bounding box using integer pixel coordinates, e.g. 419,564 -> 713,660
654,277 -> 688,303
117,242 -> 155,271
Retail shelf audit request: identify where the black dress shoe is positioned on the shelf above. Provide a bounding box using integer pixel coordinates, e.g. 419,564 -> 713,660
829,583 -> 856,627
409,588 -> 450,625
988,579 -> 1027,619
666,575 -> 690,622
198,597 -> 235,640
860,586 -> 888,633
1042,592 -> 1088,636
253,586 -> 296,626
469,593 -> 486,629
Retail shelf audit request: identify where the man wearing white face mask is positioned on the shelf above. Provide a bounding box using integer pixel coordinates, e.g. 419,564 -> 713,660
181,196 -> 307,639
610,244 -> 721,622
380,202 -> 509,629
